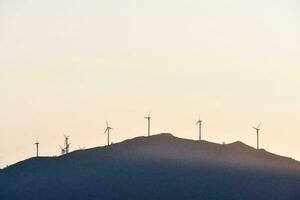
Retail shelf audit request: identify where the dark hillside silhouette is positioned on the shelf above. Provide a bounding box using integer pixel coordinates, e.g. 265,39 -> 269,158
1,133 -> 300,200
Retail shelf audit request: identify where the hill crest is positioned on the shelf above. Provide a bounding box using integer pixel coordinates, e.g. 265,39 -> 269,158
3,133 -> 300,173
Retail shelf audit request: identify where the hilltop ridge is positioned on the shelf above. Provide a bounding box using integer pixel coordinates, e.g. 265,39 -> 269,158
1,133 -> 300,200
3,133 -> 300,173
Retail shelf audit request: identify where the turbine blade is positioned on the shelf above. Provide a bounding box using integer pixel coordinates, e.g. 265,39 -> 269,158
257,123 -> 261,129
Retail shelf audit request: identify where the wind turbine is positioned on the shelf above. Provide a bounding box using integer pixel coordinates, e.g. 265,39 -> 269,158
145,112 -> 151,137
59,145 -> 65,155
253,123 -> 261,149
104,121 -> 113,146
196,115 -> 202,141
64,135 -> 70,154
34,137 -> 39,157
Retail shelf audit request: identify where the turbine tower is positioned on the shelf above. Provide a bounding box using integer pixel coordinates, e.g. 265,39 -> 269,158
145,112 -> 151,137
196,116 -> 202,141
104,121 -> 113,146
34,137 -> 39,157
253,123 -> 261,149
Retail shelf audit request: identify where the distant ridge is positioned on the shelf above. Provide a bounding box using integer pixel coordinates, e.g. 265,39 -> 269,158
3,133 -> 300,173
1,133 -> 300,200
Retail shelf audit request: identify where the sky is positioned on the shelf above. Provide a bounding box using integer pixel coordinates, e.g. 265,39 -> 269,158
0,0 -> 300,168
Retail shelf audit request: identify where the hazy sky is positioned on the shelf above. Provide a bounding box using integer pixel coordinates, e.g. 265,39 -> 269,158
1,0 -> 300,168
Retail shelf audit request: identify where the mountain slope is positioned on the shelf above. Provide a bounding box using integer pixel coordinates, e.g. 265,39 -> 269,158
1,133 -> 300,200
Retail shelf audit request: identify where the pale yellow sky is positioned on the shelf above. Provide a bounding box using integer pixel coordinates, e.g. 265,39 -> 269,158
1,0 -> 300,168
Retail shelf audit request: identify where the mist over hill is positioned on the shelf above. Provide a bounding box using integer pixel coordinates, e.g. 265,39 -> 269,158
1,133 -> 300,200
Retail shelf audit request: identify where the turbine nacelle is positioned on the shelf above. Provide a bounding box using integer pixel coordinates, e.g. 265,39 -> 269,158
34,137 -> 39,145
145,112 -> 151,120
253,123 -> 261,132
104,127 -> 113,133
105,120 -> 113,133
196,120 -> 202,125
196,114 -> 202,125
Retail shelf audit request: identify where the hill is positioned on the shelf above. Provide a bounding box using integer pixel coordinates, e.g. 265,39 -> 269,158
1,133 -> 300,200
